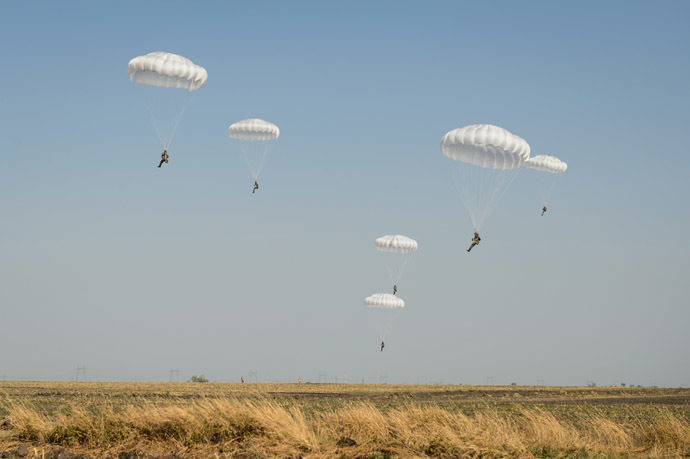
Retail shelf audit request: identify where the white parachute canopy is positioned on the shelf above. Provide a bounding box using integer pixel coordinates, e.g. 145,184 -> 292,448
375,235 -> 418,289
525,155 -> 568,174
525,155 -> 568,208
127,52 -> 207,151
375,235 -> 418,253
364,293 -> 405,309
228,118 -> 280,181
128,52 -> 208,91
441,124 -> 530,231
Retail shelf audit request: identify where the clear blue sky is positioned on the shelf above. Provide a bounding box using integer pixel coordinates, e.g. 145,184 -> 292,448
1,1 -> 689,386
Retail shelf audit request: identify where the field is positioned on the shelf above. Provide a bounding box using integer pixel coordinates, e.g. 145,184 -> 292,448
1,382 -> 689,458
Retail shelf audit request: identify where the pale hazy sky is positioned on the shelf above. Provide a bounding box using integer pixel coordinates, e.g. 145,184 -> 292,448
1,1 -> 689,386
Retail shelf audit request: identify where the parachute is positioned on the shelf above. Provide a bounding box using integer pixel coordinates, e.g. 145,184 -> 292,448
364,293 -> 404,341
364,293 -> 405,309
128,52 -> 207,91
525,155 -> 567,174
441,124 -> 530,231
228,119 -> 280,182
375,235 -> 418,291
375,235 -> 418,253
127,52 -> 207,153
525,155 -> 568,210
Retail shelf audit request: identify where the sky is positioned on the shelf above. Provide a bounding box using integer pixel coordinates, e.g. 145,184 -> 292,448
1,1 -> 689,387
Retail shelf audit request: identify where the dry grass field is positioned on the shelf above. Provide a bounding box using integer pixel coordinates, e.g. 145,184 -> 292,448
1,381 -> 689,458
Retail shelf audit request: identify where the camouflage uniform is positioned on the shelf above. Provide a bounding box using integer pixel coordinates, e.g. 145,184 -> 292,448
467,232 -> 481,252
158,150 -> 169,168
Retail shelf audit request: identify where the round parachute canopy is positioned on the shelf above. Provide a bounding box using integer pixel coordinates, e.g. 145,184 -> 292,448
440,124 -> 530,170
525,155 -> 568,174
128,52 -> 207,91
228,119 -> 280,141
375,235 -> 418,254
364,293 -> 404,309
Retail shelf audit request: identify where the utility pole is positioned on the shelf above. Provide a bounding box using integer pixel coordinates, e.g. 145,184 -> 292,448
169,369 -> 179,382
75,367 -> 87,382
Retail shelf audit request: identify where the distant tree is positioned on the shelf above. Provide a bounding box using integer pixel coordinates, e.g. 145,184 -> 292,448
190,375 -> 208,383
620,383 -> 626,387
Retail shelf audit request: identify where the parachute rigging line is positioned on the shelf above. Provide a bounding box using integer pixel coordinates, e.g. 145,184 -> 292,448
148,94 -> 192,150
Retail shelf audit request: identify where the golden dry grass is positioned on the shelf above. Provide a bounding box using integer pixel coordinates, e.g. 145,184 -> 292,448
1,382 -> 689,458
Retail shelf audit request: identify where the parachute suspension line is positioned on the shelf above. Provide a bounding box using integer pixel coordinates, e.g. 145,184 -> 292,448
384,256 -> 410,286
454,166 -> 496,230
477,168 -> 520,230
541,175 -> 561,207
385,262 -> 396,286
453,170 -> 478,230
147,93 -> 193,150
371,308 -> 402,342
253,142 -> 273,179
468,166 -> 494,229
239,145 -> 258,180
164,101 -> 190,150
150,108 -> 185,149
454,166 -> 520,231
396,256 -> 410,285
149,111 -> 165,149
238,141 -> 274,181
148,95 -> 168,148
385,308 -> 402,341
